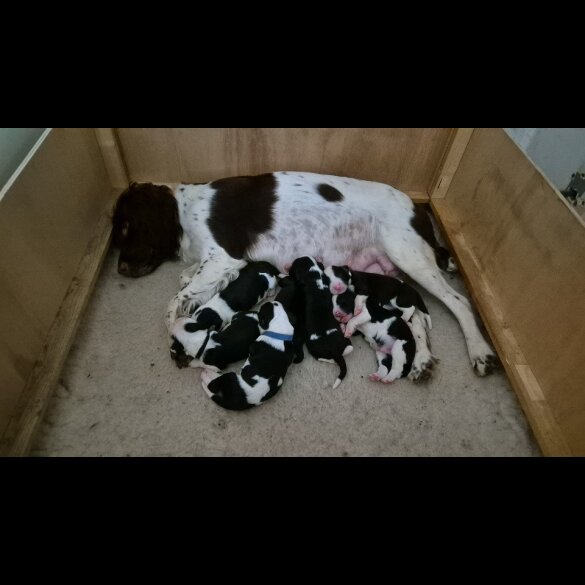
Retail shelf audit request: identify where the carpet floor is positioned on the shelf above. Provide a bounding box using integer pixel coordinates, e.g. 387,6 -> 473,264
31,249 -> 540,457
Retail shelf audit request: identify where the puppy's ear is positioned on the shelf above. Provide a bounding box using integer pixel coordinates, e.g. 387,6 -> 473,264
184,322 -> 205,333
258,302 -> 274,330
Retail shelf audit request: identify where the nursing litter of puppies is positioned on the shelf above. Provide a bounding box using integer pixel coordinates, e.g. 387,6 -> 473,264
111,171 -> 500,412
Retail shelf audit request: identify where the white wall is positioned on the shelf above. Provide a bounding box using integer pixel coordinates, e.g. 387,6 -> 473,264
0,128 -> 47,190
505,128 -> 585,190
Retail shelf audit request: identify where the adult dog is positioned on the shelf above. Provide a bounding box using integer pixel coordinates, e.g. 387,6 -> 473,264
112,172 -> 498,380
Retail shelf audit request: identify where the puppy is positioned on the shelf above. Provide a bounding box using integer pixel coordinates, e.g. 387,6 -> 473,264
289,256 -> 353,389
184,261 -> 279,332
200,301 -> 296,410
170,311 -> 260,371
324,265 -> 431,328
274,276 -> 305,363
333,289 -> 415,383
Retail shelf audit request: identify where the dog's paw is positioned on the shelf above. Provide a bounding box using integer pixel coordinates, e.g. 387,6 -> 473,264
380,376 -> 396,384
408,354 -> 439,383
200,369 -> 219,397
181,299 -> 201,317
472,353 -> 500,377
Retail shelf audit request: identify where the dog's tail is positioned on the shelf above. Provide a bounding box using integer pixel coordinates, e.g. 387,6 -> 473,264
332,345 -> 353,389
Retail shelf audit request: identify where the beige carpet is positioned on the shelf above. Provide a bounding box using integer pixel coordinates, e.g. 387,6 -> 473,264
31,249 -> 540,457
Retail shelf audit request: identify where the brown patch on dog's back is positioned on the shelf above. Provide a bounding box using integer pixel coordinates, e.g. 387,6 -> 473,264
207,173 -> 277,259
317,183 -> 344,202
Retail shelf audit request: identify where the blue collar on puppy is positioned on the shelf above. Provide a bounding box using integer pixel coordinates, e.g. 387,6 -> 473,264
263,331 -> 294,342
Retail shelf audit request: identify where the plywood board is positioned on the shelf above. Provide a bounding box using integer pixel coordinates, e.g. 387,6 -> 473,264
0,128 -> 114,442
0,210 -> 114,456
117,128 -> 452,198
433,127 -> 585,456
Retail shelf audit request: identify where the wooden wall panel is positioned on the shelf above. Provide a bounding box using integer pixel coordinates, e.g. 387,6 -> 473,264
117,128 -> 453,199
433,127 -> 585,455
0,128 -> 114,440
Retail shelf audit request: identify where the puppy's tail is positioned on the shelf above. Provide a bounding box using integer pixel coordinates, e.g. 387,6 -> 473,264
332,354 -> 349,390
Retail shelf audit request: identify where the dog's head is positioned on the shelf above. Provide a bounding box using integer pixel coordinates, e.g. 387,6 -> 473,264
169,317 -> 211,369
289,256 -> 328,289
258,301 -> 294,335
325,265 -> 351,295
332,290 -> 356,323
112,182 -> 182,277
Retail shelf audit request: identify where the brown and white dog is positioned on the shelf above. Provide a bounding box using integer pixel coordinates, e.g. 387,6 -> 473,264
112,172 -> 498,380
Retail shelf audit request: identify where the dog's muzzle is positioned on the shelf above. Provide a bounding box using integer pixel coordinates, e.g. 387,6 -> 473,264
170,339 -> 192,369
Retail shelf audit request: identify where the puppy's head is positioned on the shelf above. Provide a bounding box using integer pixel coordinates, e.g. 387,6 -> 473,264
187,307 -> 223,332
325,265 -> 351,295
258,301 -> 276,330
170,317 -> 211,369
288,256 -> 321,284
289,256 -> 329,290
332,290 -> 356,323
258,301 -> 293,334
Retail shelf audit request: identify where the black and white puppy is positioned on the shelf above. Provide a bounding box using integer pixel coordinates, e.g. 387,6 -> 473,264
200,301 -> 295,411
182,261 -> 280,332
289,256 -> 353,389
333,289 -> 415,384
325,265 -> 431,328
274,276 -> 305,364
170,311 -> 260,371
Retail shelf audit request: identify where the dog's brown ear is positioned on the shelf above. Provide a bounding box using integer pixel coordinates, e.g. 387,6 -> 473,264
258,302 -> 275,330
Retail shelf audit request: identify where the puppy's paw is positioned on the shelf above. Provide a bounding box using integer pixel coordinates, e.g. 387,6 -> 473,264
200,369 -> 220,397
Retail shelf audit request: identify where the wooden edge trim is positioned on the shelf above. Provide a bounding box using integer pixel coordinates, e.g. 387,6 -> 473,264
430,128 -> 475,200
406,191 -> 429,204
94,129 -> 129,189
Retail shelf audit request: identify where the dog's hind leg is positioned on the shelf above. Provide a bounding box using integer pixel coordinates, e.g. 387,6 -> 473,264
379,226 -> 498,377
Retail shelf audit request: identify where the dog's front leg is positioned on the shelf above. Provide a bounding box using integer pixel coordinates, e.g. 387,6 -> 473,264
179,263 -> 200,288
166,250 -> 246,331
